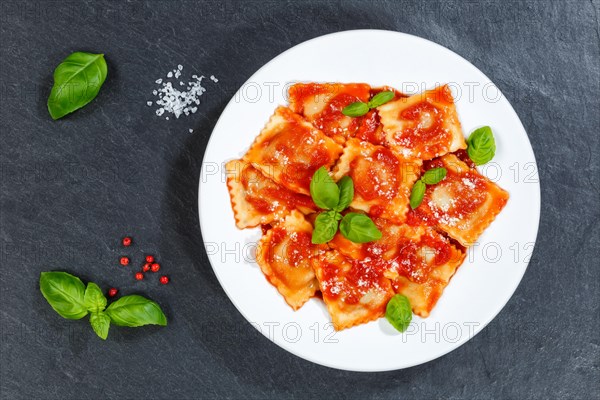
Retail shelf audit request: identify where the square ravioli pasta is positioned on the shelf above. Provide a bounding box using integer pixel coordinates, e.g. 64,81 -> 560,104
243,106 -> 343,196
256,210 -> 324,310
225,159 -> 317,229
288,82 -> 371,144
329,217 -> 466,317
377,85 -> 467,160
331,138 -> 421,224
311,249 -> 394,330
408,154 -> 510,246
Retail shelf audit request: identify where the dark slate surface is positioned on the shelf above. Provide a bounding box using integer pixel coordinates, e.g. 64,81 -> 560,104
1,1 -> 598,399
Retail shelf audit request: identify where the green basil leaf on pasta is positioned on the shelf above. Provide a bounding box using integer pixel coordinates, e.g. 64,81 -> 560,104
342,101 -> 369,117
310,166 -> 340,210
89,311 -> 111,340
367,91 -> 395,108
39,271 -> 88,320
312,211 -> 340,244
106,295 -> 167,327
339,212 -> 382,243
385,294 -> 412,332
83,282 -> 107,313
409,180 -> 426,209
47,52 -> 108,120
467,126 -> 496,165
335,176 -> 354,211
420,167 -> 447,185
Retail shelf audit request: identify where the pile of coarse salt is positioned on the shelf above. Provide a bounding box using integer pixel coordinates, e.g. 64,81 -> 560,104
147,64 -> 218,130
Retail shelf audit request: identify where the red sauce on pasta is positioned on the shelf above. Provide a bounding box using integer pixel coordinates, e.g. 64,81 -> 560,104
354,110 -> 385,145
452,149 -> 477,169
396,102 -> 450,153
313,93 -> 362,135
286,231 -> 313,267
407,158 -> 488,226
260,119 -> 335,192
320,257 -> 388,304
240,165 -> 316,213
350,147 -> 399,201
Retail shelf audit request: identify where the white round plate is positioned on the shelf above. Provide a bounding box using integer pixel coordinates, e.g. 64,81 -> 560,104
198,30 -> 540,371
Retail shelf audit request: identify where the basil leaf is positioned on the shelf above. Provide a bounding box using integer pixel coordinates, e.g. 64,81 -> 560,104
47,52 -> 108,120
335,176 -> 354,211
90,311 -> 111,340
105,295 -> 167,327
421,167 -> 447,185
83,282 -> 107,313
467,126 -> 496,165
385,294 -> 412,332
310,166 -> 340,210
342,102 -> 369,117
409,180 -> 426,209
339,212 -> 382,243
312,211 -> 339,244
367,91 -> 395,108
39,272 -> 88,320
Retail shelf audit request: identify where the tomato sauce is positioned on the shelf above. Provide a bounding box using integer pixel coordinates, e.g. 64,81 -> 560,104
280,152 -> 331,193
240,164 -> 316,213
313,93 -> 362,136
354,109 -> 385,145
320,255 -> 389,304
286,231 -> 313,267
396,102 -> 450,154
452,149 -> 476,169
259,117 -> 336,193
260,224 -> 272,235
408,158 -> 488,226
350,147 -> 399,201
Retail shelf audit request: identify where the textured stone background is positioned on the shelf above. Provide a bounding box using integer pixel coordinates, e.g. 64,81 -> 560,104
1,1 -> 598,399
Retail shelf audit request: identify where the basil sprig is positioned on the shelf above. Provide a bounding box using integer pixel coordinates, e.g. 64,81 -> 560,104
342,91 -> 395,117
310,167 -> 381,244
40,271 -> 167,340
47,52 -> 108,120
409,167 -> 447,209
385,294 -> 412,332
467,126 -> 496,165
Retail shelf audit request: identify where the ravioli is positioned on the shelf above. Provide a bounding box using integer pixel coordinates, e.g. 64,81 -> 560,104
407,154 -> 509,246
225,159 -> 317,229
256,211 -> 323,310
331,138 -> 421,223
312,249 -> 394,330
288,83 -> 371,144
389,240 -> 466,318
243,106 -> 343,195
378,85 -> 467,160
329,217 -> 466,317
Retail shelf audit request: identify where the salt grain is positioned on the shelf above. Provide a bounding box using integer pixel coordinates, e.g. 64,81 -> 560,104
210,75 -> 219,83
148,65 -> 214,121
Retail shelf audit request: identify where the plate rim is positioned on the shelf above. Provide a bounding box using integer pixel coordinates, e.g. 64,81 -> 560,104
198,29 -> 541,371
